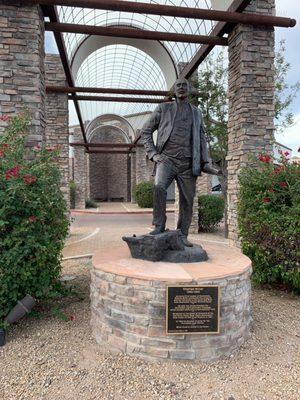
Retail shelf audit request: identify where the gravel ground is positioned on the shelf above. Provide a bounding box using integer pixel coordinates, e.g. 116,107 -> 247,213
1,259 -> 299,400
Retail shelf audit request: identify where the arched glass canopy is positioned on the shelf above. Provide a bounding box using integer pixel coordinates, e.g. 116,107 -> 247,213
75,44 -> 168,119
57,0 -> 222,122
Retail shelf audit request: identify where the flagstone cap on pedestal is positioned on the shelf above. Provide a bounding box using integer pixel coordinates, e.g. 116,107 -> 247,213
92,241 -> 252,282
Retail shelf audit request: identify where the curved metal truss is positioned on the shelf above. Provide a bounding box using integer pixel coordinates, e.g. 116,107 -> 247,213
75,44 -> 168,119
57,0 -> 215,121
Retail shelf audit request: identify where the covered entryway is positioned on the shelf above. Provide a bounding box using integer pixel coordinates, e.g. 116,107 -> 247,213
86,115 -> 134,202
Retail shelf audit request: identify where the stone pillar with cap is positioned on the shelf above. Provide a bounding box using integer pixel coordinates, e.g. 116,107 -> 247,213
0,1 -> 45,146
227,0 -> 275,245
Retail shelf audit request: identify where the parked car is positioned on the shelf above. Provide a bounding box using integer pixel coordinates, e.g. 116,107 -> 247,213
211,183 -> 222,193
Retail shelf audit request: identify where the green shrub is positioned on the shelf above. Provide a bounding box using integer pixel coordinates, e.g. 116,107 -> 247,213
69,180 -> 76,209
238,152 -> 300,293
0,113 -> 69,327
85,198 -> 98,208
135,181 -> 154,208
198,194 -> 224,232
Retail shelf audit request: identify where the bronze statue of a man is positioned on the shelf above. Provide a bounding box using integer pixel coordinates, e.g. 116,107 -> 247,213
141,78 -> 219,247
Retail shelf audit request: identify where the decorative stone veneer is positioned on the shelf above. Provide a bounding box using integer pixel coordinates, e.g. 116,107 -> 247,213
72,126 -> 89,209
135,144 -> 154,185
45,54 -> 69,205
175,174 -> 212,234
227,0 -> 275,244
130,152 -> 137,202
91,243 -> 252,362
189,174 -> 212,234
131,130 -> 154,201
0,1 -> 45,145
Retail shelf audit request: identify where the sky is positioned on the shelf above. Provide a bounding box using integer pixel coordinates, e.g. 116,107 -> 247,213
44,0 -> 300,155
273,0 -> 300,155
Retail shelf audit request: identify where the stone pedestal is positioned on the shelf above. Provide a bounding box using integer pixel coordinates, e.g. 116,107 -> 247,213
91,242 -> 252,362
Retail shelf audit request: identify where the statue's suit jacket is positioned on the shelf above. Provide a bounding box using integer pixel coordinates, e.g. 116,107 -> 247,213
141,101 -> 209,177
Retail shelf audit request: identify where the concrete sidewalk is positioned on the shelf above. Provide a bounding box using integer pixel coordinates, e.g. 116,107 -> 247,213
63,212 -> 227,260
72,201 -> 175,215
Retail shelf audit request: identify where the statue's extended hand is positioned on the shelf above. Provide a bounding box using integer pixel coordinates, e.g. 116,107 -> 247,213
202,163 -> 222,176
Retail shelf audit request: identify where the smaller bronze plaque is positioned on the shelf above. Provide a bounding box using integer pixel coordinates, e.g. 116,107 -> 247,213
166,285 -> 220,334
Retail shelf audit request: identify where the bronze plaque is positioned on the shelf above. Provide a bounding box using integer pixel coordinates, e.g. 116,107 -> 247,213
166,285 -> 220,334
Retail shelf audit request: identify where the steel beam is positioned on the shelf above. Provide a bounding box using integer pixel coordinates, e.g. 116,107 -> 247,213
45,22 -> 228,46
70,142 -> 143,148
86,150 -> 132,154
68,95 -> 169,103
46,85 -> 171,97
24,0 -> 296,28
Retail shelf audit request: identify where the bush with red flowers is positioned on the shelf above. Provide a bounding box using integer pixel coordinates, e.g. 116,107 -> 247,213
238,151 -> 300,293
0,113 -> 69,327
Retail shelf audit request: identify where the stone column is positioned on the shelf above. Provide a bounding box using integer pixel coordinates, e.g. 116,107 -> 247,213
73,127 -> 88,209
45,54 -> 69,206
135,145 -> 153,185
130,152 -> 137,202
86,153 -> 90,200
126,154 -> 131,202
0,1 -> 45,145
189,174 -> 212,234
227,0 -> 275,245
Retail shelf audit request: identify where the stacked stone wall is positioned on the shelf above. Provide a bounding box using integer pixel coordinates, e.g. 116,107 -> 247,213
227,0 -> 275,244
45,54 -> 69,205
73,127 -> 88,209
135,145 -> 154,185
130,152 -> 137,202
0,1 -> 45,145
90,267 -> 252,362
189,174 -> 212,234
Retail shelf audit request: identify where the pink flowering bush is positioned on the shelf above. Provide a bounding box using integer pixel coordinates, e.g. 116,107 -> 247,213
238,150 -> 300,293
0,114 -> 69,327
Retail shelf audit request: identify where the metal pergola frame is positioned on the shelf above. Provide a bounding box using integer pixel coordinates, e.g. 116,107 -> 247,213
23,0 -> 296,153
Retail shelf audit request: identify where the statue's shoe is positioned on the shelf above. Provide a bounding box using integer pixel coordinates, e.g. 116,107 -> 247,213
181,236 -> 193,247
149,226 -> 165,235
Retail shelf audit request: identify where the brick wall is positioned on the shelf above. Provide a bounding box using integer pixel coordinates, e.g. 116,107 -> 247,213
227,0 -> 275,244
89,127 -> 129,201
0,1 -> 45,145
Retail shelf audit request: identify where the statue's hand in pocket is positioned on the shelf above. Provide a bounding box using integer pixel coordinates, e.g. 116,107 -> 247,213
153,154 -> 165,163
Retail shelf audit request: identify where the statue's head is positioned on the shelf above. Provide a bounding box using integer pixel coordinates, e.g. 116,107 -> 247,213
174,78 -> 190,100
